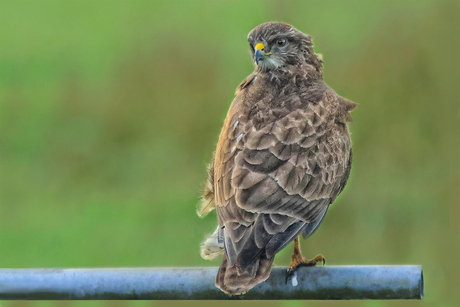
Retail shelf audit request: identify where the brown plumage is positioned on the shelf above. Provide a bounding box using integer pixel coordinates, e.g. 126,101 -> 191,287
198,22 -> 356,295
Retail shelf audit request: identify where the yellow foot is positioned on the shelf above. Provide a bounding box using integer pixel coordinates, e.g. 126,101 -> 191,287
285,254 -> 326,284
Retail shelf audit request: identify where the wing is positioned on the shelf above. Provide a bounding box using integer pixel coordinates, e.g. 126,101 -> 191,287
214,86 -> 354,268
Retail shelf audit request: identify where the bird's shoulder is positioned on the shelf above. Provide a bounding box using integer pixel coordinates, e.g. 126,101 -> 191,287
228,73 -> 355,138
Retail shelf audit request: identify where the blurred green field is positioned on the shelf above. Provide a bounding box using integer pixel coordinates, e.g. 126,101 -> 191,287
1,0 -> 458,306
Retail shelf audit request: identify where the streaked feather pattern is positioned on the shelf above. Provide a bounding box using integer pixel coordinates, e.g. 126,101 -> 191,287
199,22 -> 356,295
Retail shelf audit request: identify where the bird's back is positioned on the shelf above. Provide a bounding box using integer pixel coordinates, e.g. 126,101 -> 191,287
198,21 -> 357,296
212,72 -> 355,295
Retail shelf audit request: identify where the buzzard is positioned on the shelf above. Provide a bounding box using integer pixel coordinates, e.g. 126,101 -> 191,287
198,22 -> 356,295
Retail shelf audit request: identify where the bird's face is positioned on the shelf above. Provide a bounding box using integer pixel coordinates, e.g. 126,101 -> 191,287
247,22 -> 317,73
249,38 -> 292,72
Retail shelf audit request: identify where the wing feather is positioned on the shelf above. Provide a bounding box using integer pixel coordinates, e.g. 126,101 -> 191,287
213,85 -> 353,272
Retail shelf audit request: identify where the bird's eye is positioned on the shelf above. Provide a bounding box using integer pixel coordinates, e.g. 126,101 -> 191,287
276,39 -> 286,47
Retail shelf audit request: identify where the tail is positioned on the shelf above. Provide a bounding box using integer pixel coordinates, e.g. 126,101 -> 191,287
215,216 -> 308,295
215,252 -> 274,296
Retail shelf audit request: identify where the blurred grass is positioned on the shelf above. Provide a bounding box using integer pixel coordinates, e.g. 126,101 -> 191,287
0,0 -> 458,306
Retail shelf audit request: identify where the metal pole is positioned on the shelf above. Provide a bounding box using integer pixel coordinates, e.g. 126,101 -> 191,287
0,265 -> 423,300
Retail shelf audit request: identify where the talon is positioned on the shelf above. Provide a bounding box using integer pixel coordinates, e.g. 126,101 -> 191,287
287,237 -> 326,284
285,268 -> 294,284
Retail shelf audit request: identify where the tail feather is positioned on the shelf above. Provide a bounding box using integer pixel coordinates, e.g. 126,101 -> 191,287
216,252 -> 273,296
216,214 -> 306,295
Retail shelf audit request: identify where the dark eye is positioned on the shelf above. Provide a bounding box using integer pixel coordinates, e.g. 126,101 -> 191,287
276,38 -> 286,47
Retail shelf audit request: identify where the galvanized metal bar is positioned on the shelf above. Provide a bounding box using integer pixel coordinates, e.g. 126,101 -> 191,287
0,265 -> 423,300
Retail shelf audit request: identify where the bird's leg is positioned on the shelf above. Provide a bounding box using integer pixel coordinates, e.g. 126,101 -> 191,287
286,236 -> 325,283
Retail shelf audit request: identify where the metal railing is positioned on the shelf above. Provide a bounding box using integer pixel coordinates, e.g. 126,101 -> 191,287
0,265 -> 423,300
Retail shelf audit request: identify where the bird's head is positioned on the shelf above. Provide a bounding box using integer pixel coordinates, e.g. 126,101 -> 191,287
247,22 -> 323,73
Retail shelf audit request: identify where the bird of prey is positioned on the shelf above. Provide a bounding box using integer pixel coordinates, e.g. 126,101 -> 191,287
198,21 -> 356,296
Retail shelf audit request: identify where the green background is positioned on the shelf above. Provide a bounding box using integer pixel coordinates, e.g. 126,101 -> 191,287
1,0 -> 458,306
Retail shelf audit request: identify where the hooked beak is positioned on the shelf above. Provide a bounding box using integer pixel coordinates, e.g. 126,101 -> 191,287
254,43 -> 265,65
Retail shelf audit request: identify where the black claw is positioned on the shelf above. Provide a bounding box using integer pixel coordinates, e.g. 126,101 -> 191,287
322,258 -> 326,266
285,268 -> 294,284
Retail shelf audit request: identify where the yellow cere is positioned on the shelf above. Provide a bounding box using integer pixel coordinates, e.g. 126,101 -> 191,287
255,43 -> 265,51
